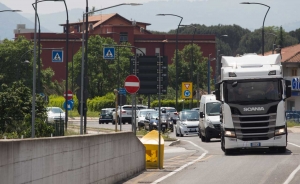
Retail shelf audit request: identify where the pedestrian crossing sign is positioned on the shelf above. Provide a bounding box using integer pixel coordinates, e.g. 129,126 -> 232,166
103,47 -> 115,59
52,50 -> 63,62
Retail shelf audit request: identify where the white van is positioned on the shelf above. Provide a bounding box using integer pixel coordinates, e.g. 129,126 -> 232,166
198,94 -> 221,142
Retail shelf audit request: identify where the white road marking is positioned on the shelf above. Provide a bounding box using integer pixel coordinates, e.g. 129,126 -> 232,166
283,142 -> 300,184
283,164 -> 300,184
151,140 -> 208,184
288,142 -> 300,148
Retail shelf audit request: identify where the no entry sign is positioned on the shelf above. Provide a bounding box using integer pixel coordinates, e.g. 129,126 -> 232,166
124,75 -> 140,94
64,90 -> 73,100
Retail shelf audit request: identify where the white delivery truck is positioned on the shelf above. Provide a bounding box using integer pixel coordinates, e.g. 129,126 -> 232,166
198,94 -> 221,142
215,53 -> 291,155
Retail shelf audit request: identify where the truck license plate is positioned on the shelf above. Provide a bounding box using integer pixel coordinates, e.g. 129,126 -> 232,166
250,142 -> 261,147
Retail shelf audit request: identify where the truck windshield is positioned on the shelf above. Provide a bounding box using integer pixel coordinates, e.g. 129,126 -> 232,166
225,80 -> 282,104
206,102 -> 221,116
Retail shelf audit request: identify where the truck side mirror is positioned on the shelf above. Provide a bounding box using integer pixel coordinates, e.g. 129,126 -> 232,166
200,112 -> 204,118
285,80 -> 291,99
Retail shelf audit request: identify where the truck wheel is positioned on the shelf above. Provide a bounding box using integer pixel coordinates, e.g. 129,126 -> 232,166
205,130 -> 210,142
278,147 -> 286,153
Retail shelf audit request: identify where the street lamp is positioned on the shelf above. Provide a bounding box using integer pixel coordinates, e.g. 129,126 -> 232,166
267,32 -> 277,54
79,3 -> 143,134
157,14 -> 183,110
240,2 -> 270,55
180,24 -> 196,108
208,54 -> 216,94
0,10 -> 21,13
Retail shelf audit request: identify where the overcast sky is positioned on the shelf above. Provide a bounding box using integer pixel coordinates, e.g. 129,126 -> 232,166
1,0 -> 178,14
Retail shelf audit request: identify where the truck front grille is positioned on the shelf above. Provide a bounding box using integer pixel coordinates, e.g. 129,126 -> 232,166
232,113 -> 276,141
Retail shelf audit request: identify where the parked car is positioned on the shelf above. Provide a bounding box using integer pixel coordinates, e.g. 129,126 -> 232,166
136,109 -> 156,130
286,112 -> 300,122
47,107 -> 65,123
175,110 -> 199,137
99,108 -> 115,124
112,105 -> 138,124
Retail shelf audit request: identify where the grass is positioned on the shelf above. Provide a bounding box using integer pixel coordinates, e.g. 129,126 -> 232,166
67,110 -> 100,118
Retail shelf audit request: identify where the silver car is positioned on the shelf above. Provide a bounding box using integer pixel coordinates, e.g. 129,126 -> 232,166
175,110 -> 199,137
136,109 -> 156,130
47,107 -> 65,123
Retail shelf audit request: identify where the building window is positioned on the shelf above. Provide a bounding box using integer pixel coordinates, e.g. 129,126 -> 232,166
155,48 -> 160,56
120,32 -> 128,43
292,68 -> 298,76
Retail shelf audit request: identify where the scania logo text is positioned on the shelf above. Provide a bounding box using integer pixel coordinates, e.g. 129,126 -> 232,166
243,107 -> 265,111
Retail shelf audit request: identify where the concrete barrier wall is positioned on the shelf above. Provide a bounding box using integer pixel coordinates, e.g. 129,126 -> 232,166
0,132 -> 145,184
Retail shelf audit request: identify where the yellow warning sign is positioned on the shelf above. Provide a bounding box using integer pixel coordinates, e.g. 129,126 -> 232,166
182,82 -> 193,99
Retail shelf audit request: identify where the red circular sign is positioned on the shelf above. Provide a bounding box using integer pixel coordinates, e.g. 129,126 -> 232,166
64,90 -> 73,100
124,75 -> 140,94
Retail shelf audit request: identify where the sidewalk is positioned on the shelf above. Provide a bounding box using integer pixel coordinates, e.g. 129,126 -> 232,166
288,126 -> 300,133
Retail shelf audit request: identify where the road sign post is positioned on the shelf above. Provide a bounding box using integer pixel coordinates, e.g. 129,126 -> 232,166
182,82 -> 193,99
52,50 -> 63,62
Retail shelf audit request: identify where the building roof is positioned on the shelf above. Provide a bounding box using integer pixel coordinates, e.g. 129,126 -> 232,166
264,44 -> 300,63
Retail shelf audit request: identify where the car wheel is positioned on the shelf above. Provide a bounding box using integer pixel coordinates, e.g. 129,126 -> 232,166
112,120 -> 115,125
180,129 -> 184,137
201,130 -> 205,142
175,128 -> 179,137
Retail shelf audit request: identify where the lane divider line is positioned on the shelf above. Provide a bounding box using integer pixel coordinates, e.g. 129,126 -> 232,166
283,164 -> 300,184
288,142 -> 300,148
151,140 -> 208,184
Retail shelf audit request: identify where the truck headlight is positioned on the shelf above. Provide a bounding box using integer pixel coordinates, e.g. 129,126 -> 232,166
224,130 -> 236,137
275,128 -> 285,135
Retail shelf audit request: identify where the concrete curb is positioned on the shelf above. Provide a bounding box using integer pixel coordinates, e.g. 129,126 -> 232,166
168,139 -> 181,146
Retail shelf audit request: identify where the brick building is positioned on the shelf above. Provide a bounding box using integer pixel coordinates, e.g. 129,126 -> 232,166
16,13 -> 216,82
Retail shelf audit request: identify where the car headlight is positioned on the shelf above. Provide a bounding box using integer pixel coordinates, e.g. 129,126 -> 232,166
181,122 -> 187,126
153,122 -> 157,125
224,130 -> 236,137
207,120 -> 214,128
275,128 -> 285,136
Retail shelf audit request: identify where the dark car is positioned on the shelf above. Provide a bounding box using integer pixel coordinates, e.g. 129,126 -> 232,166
99,108 -> 115,124
144,112 -> 170,132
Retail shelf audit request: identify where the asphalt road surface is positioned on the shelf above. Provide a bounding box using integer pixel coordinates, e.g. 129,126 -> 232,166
71,120 -> 300,184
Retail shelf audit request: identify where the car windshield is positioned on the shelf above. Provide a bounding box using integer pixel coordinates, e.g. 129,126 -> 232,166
101,109 -> 112,114
140,111 -> 154,117
150,112 -> 159,119
180,111 -> 199,121
49,108 -> 64,113
225,80 -> 282,104
206,102 -> 221,116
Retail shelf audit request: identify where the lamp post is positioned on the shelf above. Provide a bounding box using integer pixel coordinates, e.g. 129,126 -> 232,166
179,25 -> 196,108
157,14 -> 183,110
0,10 -> 21,13
79,3 -> 142,134
267,33 -> 277,54
240,2 -> 270,55
208,54 -> 216,94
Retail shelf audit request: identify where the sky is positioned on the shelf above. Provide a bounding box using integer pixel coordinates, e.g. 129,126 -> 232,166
1,0 -> 176,14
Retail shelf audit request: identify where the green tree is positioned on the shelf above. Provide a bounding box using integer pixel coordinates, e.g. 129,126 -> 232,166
0,82 -> 53,138
71,35 -> 133,98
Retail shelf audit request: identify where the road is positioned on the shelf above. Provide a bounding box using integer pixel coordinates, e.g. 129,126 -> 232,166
72,120 -> 300,184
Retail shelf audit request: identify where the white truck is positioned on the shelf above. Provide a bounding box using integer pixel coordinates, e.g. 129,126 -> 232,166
215,53 -> 291,155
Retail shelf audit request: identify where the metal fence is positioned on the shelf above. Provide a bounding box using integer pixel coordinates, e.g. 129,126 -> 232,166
285,111 -> 300,123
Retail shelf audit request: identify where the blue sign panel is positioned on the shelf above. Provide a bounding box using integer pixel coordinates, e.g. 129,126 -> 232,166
119,88 -> 126,95
63,100 -> 74,111
103,47 -> 115,59
52,50 -> 63,62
